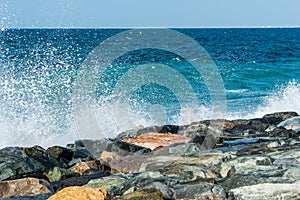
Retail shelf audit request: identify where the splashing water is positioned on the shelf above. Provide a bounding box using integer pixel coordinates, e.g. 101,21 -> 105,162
247,80 -> 300,119
0,29 -> 299,148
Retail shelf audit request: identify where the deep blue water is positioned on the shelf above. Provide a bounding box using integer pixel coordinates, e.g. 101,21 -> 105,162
0,28 -> 300,147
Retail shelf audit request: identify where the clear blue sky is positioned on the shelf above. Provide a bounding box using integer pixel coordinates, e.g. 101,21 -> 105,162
2,0 -> 300,28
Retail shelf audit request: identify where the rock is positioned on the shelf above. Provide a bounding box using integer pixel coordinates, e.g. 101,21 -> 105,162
85,171 -> 187,197
168,143 -> 202,156
114,188 -> 163,200
217,147 -> 300,190
0,177 -> 53,198
177,195 -> 226,200
85,173 -> 130,196
229,183 -> 300,200
48,186 -> 106,200
139,153 -> 232,174
45,167 -> 80,182
0,194 -> 52,200
69,160 -> 103,175
158,125 -> 180,134
0,146 -> 61,181
104,154 -> 149,174
73,139 -> 151,158
261,112 -> 299,125
46,146 -> 93,167
267,126 -> 298,138
172,184 -> 226,199
277,116 -> 300,132
140,181 -> 174,199
50,173 -> 108,192
122,132 -> 191,150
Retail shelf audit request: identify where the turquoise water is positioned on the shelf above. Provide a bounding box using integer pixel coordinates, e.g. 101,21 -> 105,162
0,28 -> 299,147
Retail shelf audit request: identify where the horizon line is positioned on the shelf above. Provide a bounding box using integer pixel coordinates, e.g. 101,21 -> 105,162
3,25 -> 300,29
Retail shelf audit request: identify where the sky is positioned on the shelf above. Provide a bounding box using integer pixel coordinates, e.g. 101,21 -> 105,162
1,0 -> 300,28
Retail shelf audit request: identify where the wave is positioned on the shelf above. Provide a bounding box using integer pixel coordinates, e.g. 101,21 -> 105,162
245,80 -> 300,118
0,76 -> 299,149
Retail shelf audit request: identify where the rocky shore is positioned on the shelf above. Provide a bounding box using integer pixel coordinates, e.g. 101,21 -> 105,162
1,112 -> 300,200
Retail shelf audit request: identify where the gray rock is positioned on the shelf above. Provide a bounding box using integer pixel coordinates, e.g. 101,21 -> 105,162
277,116 -> 300,132
85,171 -> 186,197
261,112 -> 299,125
73,138 -> 151,158
172,184 -> 226,199
0,146 -> 61,181
229,183 -> 300,200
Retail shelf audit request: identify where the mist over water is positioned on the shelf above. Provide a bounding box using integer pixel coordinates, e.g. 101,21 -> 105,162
0,28 -> 300,148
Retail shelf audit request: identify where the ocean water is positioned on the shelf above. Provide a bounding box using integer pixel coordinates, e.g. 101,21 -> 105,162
0,28 -> 300,148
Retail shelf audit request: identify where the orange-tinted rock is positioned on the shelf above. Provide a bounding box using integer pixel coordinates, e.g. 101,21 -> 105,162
123,132 -> 191,150
69,160 -> 101,175
48,186 -> 106,200
0,177 -> 53,198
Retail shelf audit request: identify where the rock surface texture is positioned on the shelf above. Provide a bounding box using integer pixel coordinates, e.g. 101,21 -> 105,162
0,111 -> 300,199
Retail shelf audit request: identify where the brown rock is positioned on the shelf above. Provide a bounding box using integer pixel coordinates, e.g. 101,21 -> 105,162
100,151 -> 122,163
69,160 -> 102,175
123,132 -> 191,150
107,155 -> 149,174
48,186 -> 106,200
0,177 -> 53,198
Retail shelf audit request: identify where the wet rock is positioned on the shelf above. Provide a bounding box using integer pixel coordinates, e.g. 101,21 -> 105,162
178,120 -> 227,138
45,167 -> 80,182
261,111 -> 298,125
229,183 -> 300,200
114,188 -> 163,200
172,183 -> 226,199
277,116 -> 300,132
122,132 -> 191,150
158,125 -> 180,134
267,126 -> 299,138
0,146 -> 60,181
73,138 -> 151,158
46,146 -> 93,167
48,186 -> 106,200
116,125 -> 161,140
0,177 -> 53,198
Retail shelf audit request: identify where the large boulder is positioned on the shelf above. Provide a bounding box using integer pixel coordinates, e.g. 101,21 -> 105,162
0,177 -> 53,198
0,146 -> 61,181
261,112 -> 299,125
172,184 -> 226,199
122,132 -> 191,150
114,188 -> 163,200
44,167 -> 80,182
71,138 -> 151,158
48,186 -> 106,200
85,171 -> 186,197
277,116 -> 300,132
229,183 -> 300,200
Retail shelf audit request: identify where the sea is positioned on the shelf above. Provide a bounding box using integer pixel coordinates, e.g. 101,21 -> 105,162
0,28 -> 300,148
